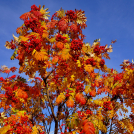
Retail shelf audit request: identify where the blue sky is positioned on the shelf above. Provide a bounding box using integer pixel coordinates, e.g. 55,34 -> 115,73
0,0 -> 134,133
0,0 -> 134,73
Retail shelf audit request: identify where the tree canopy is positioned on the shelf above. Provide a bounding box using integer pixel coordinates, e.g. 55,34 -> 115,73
0,4 -> 134,134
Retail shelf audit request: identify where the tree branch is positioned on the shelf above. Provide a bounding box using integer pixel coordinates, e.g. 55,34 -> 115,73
109,117 -> 113,134
43,77 -> 57,122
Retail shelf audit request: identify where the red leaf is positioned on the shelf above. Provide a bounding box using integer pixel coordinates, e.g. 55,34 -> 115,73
10,67 -> 17,72
58,19 -> 68,32
20,12 -> 31,20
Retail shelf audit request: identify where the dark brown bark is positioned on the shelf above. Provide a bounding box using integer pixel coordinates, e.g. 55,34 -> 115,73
54,120 -> 58,134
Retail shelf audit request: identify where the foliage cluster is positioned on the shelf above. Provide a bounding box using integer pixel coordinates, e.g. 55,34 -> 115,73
0,4 -> 134,134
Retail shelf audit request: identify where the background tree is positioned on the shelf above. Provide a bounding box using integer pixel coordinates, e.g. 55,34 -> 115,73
0,4 -> 134,134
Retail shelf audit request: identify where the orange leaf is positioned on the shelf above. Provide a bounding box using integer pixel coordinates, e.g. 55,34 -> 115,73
16,89 -> 28,100
90,90 -> 96,97
20,12 -> 31,20
75,93 -> 83,102
83,121 -> 95,134
56,42 -> 64,49
66,98 -> 74,108
42,30 -> 48,38
52,56 -> 59,64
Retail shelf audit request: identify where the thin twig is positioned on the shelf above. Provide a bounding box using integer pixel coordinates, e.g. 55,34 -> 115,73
43,77 -> 57,122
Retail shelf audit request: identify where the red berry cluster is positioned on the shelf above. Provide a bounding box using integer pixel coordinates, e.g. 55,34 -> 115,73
24,18 -> 41,32
65,89 -> 70,98
9,122 -> 32,134
56,33 -> 67,43
20,35 -> 42,53
71,39 -> 83,51
53,74 -> 60,84
72,53 -> 81,62
51,12 -> 57,20
86,110 -> 92,115
100,46 -> 106,52
80,66 -> 87,76
103,101 -> 112,111
94,45 -> 106,55
31,4 -> 40,11
70,39 -> 83,61
8,120 -> 16,128
86,58 -> 96,66
76,81 -> 84,92
10,40 -> 16,50
94,45 -> 101,55
77,111 -> 85,118
114,73 -> 123,82
5,86 -> 18,103
100,59 -> 105,67
20,115 -> 29,124
66,10 -> 77,21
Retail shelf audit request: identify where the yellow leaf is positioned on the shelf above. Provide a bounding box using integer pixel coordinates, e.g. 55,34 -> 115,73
30,32 -> 40,38
13,34 -> 19,42
0,112 -> 7,124
128,123 -> 133,132
41,22 -> 47,30
84,85 -> 91,94
34,50 -> 48,61
17,110 -> 26,117
32,126 -> 38,134
107,45 -> 113,52
59,48 -> 71,60
76,10 -> 87,24
19,36 -> 29,41
108,110 -> 115,119
49,37 -> 56,43
84,64 -> 94,73
76,60 -> 81,67
32,49 -> 37,55
0,125 -> 10,134
56,8 -> 65,18
19,66 -> 24,73
94,100 -> 100,106
70,75 -> 75,81
63,34 -> 70,42
40,6 -> 50,19
56,93 -> 65,104
5,41 -> 12,49
85,77 -> 90,83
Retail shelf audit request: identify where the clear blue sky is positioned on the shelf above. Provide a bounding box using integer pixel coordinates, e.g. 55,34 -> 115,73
0,0 -> 134,73
0,0 -> 134,133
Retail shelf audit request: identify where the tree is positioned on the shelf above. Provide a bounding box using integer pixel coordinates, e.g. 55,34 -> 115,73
0,4 -> 134,134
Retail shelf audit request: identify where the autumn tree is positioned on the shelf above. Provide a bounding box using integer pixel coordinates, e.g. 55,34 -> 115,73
0,4 -> 134,134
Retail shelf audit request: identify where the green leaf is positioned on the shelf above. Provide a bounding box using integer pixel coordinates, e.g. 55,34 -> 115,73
66,113 -> 79,129
94,38 -> 100,42
17,76 -> 27,83
10,48 -> 18,60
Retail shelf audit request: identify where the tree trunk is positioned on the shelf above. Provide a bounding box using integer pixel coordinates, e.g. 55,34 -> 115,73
54,120 -> 58,134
